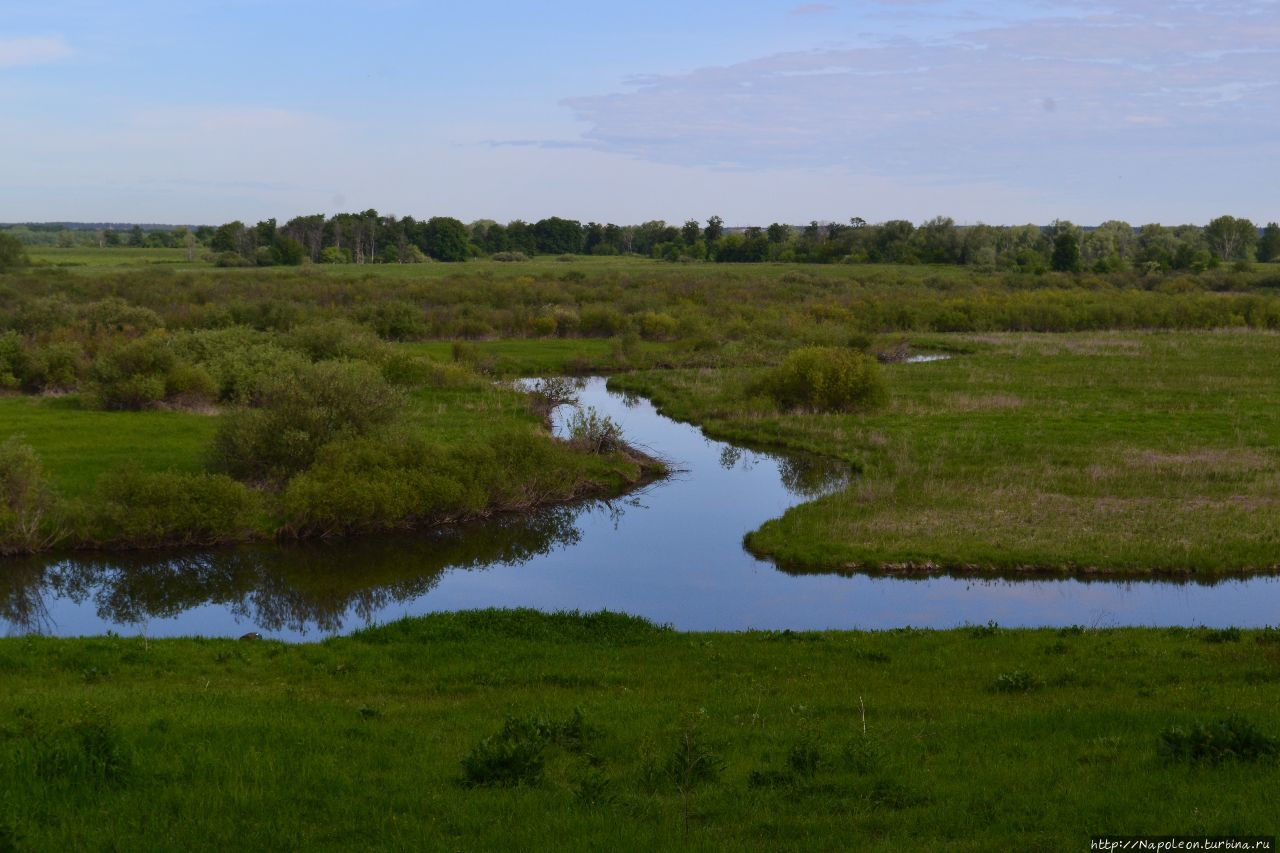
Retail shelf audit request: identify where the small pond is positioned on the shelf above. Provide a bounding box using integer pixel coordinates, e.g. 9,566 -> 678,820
3,377 -> 1278,639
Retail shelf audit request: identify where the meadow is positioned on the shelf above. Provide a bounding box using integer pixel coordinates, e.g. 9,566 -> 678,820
1,610 -> 1277,850
2,252 -> 1279,848
612,330 -> 1280,576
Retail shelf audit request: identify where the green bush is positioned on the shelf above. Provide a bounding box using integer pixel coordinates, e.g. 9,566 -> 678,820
0,232 -> 30,271
460,710 -> 595,787
491,251 -> 529,262
86,467 -> 262,548
210,360 -> 403,482
89,333 -> 174,410
170,328 -> 309,404
282,320 -> 386,363
565,408 -> 625,454
0,437 -> 61,554
1158,715 -> 1279,764
757,346 -> 888,413
26,341 -> 85,392
0,332 -> 32,390
280,435 -> 480,536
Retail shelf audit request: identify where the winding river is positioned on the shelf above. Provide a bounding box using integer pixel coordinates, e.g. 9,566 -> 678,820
3,377 -> 1278,639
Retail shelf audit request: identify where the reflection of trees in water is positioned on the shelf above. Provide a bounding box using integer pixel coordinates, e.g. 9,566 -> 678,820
774,453 -> 850,498
717,443 -> 849,499
0,557 -> 55,635
1,507 -> 582,636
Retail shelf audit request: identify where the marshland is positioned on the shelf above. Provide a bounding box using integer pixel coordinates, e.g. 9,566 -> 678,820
2,230 -> 1279,849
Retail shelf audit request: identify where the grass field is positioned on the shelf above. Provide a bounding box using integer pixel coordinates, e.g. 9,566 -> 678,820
1,610 -> 1277,850
612,330 -> 1280,576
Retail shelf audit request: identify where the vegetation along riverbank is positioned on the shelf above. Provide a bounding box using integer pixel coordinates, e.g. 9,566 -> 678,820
1,250 -> 1279,569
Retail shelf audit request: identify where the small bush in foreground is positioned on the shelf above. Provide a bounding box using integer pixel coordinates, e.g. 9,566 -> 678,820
1158,715 -> 1279,764
460,709 -> 596,787
756,346 -> 887,413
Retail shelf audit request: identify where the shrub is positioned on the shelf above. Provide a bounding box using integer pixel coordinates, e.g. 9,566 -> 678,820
170,329 -> 309,404
460,710 -> 595,787
756,346 -> 888,413
214,251 -> 253,268
282,319 -> 385,363
26,341 -> 85,392
0,332 -> 32,390
491,251 -> 530,262
210,360 -> 403,482
359,301 -> 424,341
0,437 -> 61,554
86,467 -> 262,548
565,407 -> 625,454
1158,715 -> 1279,764
279,435 -> 480,536
0,232 -> 30,271
89,333 -> 174,410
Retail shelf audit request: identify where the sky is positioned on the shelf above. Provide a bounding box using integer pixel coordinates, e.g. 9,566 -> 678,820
2,0 -> 1278,226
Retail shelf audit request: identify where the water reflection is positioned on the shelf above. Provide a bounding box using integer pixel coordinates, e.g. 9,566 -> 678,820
4,507 -> 583,637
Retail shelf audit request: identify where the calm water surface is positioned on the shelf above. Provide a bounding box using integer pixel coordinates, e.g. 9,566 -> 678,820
3,377 -> 1278,639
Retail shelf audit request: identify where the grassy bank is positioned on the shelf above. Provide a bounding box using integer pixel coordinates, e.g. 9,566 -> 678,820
0,610 -> 1276,850
0,377 -> 656,553
611,330 -> 1280,576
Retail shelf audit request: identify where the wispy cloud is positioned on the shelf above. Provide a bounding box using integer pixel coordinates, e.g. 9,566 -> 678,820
790,3 -> 837,15
0,35 -> 73,69
559,0 -> 1280,184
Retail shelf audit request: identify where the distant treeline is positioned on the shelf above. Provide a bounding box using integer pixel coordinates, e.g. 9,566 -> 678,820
5,213 -> 1280,271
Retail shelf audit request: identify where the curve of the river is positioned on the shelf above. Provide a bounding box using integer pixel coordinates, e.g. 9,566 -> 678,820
3,377 -> 1278,639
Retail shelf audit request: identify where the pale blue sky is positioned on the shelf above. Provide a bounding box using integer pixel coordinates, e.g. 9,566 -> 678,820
2,0 -> 1277,225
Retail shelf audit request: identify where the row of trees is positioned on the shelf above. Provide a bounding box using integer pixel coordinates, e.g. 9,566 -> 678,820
213,213 -> 1280,272
8,214 -> 1279,271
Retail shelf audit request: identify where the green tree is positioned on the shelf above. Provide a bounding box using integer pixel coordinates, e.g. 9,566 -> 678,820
422,217 -> 471,262
703,215 -> 724,247
1257,223 -> 1280,263
1204,215 -> 1258,262
1051,231 -> 1082,272
532,217 -> 583,255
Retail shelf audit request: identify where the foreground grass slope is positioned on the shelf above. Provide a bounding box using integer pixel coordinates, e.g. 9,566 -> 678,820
612,331 -> 1280,576
1,611 -> 1276,850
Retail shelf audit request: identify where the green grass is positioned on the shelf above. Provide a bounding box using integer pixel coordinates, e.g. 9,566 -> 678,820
0,395 -> 217,498
402,339 -> 676,376
26,247 -> 193,268
611,330 -> 1280,576
0,610 -> 1276,850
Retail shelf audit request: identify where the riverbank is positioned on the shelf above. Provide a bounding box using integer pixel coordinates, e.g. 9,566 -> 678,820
0,378 -> 662,555
1,609 -> 1276,850
610,330 -> 1280,577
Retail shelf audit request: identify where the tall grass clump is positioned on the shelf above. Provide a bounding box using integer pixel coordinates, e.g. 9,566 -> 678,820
1158,715 -> 1279,764
0,437 -> 62,554
756,347 -> 887,413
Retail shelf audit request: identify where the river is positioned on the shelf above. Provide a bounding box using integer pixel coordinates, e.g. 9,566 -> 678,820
3,377 -> 1278,639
